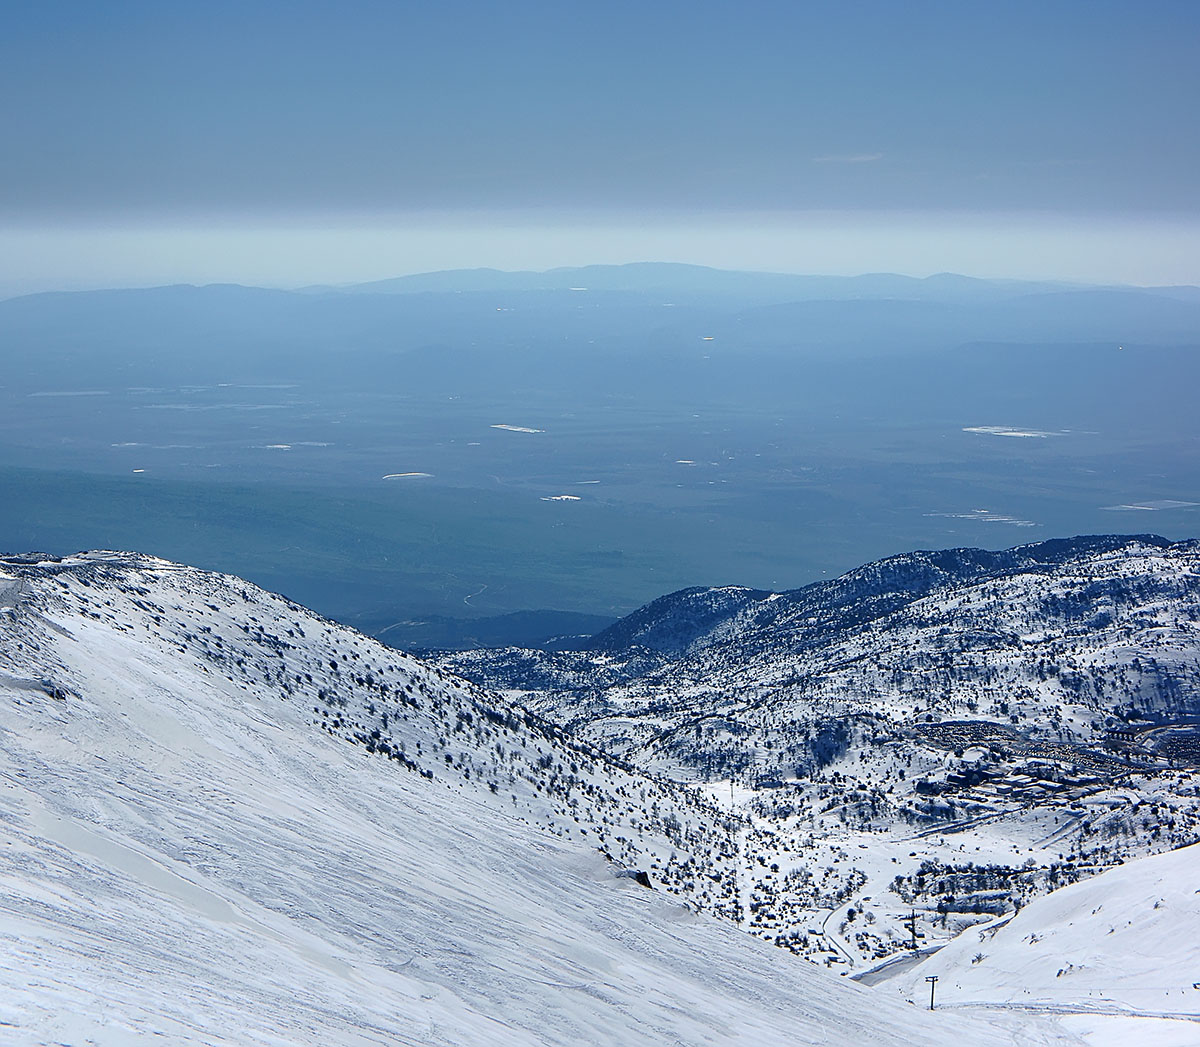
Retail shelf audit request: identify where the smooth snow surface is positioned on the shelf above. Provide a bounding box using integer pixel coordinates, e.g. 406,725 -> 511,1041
898,843 -> 1200,1043
0,552 -> 1063,1046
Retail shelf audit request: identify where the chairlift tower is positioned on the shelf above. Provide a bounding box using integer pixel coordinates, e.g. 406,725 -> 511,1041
905,908 -> 918,950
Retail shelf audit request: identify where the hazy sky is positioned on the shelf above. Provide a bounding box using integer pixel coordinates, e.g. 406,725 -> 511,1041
3,1 -> 1198,290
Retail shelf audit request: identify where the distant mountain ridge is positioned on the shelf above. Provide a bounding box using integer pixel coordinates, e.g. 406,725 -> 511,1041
7,262 -> 1200,305
5,266 -> 1198,400
441,530 -> 1200,787
314,263 -> 1200,305
585,534 -> 1182,658
325,264 -> 1085,302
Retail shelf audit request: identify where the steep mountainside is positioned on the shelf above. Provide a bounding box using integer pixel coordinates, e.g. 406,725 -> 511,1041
0,552 -> 747,920
0,552 -> 1046,1046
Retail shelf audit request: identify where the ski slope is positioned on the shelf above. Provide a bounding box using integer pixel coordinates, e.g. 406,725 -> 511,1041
896,842 -> 1200,1046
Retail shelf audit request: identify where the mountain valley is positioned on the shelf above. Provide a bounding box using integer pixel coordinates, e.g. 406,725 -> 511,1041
2,537 -> 1198,1044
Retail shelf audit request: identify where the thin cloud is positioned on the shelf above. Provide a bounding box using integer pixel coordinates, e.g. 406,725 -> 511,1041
812,153 -> 883,165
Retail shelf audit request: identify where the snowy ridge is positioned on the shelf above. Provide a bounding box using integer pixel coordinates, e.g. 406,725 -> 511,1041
444,535 -> 1200,784
0,550 -> 1061,1045
0,552 -> 747,919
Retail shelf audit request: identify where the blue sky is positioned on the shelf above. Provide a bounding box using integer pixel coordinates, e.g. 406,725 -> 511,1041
3,1 -> 1198,289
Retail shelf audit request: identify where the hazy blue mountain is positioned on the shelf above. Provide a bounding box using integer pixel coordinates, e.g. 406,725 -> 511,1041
332,263 -> 1080,303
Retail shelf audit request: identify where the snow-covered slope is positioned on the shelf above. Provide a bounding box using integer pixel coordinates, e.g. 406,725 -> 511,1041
894,843 -> 1200,1045
0,552 -> 1060,1046
438,536 -> 1200,975
445,536 -> 1200,782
